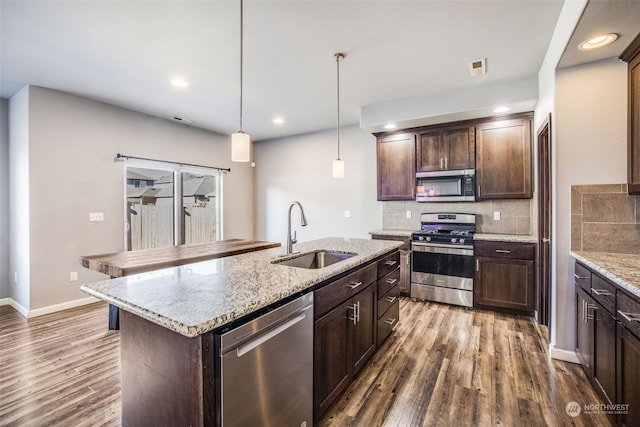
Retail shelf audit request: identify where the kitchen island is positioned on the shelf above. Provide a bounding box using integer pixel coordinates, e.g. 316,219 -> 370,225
81,237 -> 402,426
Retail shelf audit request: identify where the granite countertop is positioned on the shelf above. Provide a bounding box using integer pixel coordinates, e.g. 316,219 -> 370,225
474,233 -> 538,243
81,237 -> 402,338
571,251 -> 640,299
369,229 -> 414,238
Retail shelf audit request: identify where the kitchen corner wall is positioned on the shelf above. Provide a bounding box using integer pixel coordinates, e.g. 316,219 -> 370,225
571,184 -> 640,254
7,86 -> 254,314
383,199 -> 535,235
0,99 -> 9,300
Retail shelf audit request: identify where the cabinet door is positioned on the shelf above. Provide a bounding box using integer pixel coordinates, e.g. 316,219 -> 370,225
476,117 -> 532,199
593,306 -> 616,404
624,39 -> 640,194
444,126 -> 475,170
576,287 -> 594,377
350,283 -> 377,375
377,133 -> 416,201
416,130 -> 443,172
617,323 -> 640,427
474,256 -> 535,312
314,303 -> 351,419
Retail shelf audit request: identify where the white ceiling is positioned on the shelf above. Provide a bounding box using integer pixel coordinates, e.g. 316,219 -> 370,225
0,1 -> 635,142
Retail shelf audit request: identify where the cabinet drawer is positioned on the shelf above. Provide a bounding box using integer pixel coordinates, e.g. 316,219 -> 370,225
378,251 -> 400,279
617,291 -> 640,339
315,262 -> 377,318
377,285 -> 399,318
574,262 -> 592,292
591,274 -> 616,314
378,268 -> 400,298
474,241 -> 535,259
377,299 -> 400,347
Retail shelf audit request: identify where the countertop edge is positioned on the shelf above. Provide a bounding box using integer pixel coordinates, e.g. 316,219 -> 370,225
571,251 -> 640,299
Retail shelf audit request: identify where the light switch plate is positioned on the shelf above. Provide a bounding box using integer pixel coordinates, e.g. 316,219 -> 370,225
406,210 -> 412,219
70,271 -> 78,282
89,212 -> 104,222
493,211 -> 501,221
344,210 -> 351,218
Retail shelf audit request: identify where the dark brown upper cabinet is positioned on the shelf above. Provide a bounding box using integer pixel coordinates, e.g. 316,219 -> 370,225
416,125 -> 475,172
475,114 -> 533,200
621,32 -> 640,195
376,133 -> 416,201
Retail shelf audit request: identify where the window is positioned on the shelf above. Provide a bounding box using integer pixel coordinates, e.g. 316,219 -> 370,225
124,162 -> 223,251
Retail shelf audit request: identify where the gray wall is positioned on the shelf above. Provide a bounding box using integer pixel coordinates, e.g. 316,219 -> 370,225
554,57 -> 628,353
253,125 -> 382,245
9,86 -> 254,312
0,99 -> 9,299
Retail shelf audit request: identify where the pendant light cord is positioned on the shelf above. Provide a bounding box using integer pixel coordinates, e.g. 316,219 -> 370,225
239,0 -> 244,132
335,53 -> 343,159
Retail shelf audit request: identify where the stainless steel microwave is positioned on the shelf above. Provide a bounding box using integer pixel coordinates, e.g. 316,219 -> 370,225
415,169 -> 476,202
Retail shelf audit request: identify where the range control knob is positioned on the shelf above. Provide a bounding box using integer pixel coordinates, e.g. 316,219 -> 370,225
451,238 -> 457,243
426,236 -> 431,242
459,238 -> 465,245
418,236 -> 425,241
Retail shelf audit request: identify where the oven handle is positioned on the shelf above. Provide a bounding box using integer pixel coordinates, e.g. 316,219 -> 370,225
411,243 -> 473,256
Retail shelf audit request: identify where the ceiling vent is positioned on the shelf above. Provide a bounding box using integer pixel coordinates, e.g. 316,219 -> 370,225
469,58 -> 486,77
170,116 -> 194,125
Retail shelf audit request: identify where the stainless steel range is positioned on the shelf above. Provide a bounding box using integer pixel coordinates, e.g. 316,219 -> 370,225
410,213 -> 476,307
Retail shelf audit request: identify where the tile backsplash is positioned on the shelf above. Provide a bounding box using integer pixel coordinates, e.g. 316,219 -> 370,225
571,184 -> 640,254
383,198 -> 536,235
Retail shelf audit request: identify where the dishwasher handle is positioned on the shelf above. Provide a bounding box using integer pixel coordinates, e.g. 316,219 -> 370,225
236,312 -> 307,357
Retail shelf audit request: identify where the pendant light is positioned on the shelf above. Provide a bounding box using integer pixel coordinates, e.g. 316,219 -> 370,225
332,53 -> 345,178
231,0 -> 250,162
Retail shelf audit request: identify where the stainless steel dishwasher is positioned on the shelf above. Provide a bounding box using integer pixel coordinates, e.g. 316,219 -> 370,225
217,292 -> 313,427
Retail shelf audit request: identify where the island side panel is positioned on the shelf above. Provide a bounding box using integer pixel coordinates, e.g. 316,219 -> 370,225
120,310 -> 215,426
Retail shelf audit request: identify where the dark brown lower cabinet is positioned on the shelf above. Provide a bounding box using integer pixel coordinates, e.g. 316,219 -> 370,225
314,282 -> 376,420
474,241 -> 536,314
617,323 -> 640,426
576,287 -> 594,376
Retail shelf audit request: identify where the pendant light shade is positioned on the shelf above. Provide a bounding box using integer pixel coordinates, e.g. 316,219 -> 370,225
332,158 -> 344,178
231,130 -> 250,162
333,53 -> 345,178
232,0 -> 250,162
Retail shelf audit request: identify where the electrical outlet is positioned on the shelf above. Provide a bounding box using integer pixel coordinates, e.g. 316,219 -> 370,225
14,272 -> 18,283
493,211 -> 501,221
89,212 -> 104,222
344,210 -> 351,218
406,210 -> 412,219
70,271 -> 78,282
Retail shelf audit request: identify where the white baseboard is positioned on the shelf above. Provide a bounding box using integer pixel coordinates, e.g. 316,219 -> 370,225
550,345 -> 580,364
28,296 -> 100,318
2,296 -> 100,318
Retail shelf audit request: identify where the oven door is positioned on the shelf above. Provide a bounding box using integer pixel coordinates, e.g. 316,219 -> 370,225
411,243 -> 474,290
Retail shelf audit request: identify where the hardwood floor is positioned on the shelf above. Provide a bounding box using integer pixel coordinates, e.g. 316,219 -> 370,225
0,299 -> 612,426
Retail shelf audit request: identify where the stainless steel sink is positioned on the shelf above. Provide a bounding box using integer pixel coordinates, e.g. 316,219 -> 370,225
272,250 -> 357,269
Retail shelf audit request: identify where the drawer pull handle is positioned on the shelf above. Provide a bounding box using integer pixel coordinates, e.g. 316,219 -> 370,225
386,296 -> 397,304
384,260 -> 398,267
385,278 -> 398,285
591,288 -> 612,297
347,281 -> 363,290
574,274 -> 589,280
618,310 -> 640,323
495,249 -> 511,254
384,317 -> 397,326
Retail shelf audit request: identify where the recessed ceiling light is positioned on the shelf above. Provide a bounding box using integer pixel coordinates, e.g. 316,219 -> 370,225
384,123 -> 397,129
170,78 -> 189,88
493,106 -> 510,113
579,33 -> 618,51
272,117 -> 285,125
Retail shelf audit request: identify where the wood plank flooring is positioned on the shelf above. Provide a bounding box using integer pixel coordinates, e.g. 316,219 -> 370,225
0,299 -> 613,426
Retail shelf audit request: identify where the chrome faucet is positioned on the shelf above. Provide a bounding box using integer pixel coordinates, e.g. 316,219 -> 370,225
286,201 -> 308,255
